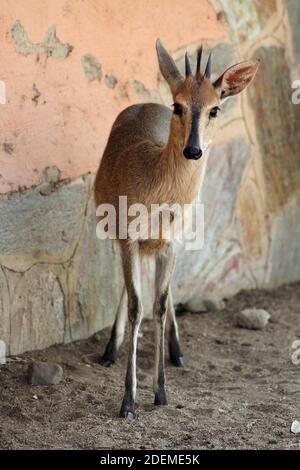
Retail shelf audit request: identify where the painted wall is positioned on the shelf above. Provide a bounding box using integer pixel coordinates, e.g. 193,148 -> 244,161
0,0 -> 299,354
0,0 -> 226,193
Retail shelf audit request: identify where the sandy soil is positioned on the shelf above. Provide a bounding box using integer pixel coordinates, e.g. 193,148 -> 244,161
0,283 -> 299,450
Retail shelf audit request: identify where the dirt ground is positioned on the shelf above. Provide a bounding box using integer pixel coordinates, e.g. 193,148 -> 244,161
0,283 -> 299,450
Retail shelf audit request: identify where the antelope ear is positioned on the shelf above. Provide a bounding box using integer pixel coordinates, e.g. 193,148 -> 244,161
156,39 -> 184,95
213,60 -> 260,101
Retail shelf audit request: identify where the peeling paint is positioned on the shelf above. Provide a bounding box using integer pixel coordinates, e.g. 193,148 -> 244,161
105,74 -> 118,89
2,143 -> 14,155
81,54 -> 102,81
11,21 -> 73,58
32,84 -> 41,106
39,165 -> 62,195
132,80 -> 160,102
41,166 -> 61,184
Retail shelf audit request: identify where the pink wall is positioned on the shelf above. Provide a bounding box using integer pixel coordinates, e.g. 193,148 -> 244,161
0,0 -> 226,193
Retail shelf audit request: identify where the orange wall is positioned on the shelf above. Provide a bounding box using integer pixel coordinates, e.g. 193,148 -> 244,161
0,0 -> 226,193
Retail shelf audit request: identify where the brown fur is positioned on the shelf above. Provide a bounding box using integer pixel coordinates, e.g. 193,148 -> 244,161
94,76 -> 220,253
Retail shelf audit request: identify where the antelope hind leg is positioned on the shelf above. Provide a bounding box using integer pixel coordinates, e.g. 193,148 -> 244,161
167,287 -> 184,367
100,287 -> 127,367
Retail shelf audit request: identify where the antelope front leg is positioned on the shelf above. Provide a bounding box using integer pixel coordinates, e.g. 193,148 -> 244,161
119,241 -> 143,420
153,243 -> 176,406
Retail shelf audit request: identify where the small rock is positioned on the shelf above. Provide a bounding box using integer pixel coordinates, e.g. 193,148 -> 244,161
291,420 -> 300,434
235,308 -> 270,330
27,362 -> 63,385
0,340 -> 6,365
203,298 -> 225,312
183,296 -> 225,313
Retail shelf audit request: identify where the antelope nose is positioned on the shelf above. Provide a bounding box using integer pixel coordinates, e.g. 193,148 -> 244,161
183,146 -> 203,160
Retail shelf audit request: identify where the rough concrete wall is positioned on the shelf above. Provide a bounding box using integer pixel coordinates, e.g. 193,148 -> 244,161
0,0 -> 299,354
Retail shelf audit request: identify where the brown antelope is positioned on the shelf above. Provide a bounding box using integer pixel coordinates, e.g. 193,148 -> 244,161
94,40 -> 259,419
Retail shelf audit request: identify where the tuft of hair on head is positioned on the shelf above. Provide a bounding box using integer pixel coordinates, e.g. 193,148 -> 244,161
190,45 -> 212,82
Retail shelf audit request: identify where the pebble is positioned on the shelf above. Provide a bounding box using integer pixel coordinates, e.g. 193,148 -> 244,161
0,340 -> 6,365
183,296 -> 225,313
291,420 -> 300,434
203,298 -> 225,312
27,362 -> 63,385
235,308 -> 271,330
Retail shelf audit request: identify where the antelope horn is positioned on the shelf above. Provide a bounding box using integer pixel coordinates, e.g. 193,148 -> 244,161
185,52 -> 192,77
204,51 -> 212,79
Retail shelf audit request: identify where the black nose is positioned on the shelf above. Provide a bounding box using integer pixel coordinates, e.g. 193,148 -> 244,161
183,146 -> 202,160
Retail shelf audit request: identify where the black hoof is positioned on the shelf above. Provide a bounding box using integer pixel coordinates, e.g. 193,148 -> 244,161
119,408 -> 136,421
170,354 -> 184,367
154,391 -> 168,406
100,326 -> 117,368
169,326 -> 184,367
100,356 -> 114,368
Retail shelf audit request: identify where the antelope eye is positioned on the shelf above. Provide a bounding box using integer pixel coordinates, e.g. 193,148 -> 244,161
173,103 -> 183,117
209,106 -> 220,119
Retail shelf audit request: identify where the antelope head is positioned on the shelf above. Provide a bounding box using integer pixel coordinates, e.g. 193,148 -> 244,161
156,39 -> 259,160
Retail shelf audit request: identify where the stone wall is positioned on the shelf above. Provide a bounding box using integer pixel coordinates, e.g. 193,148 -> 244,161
0,0 -> 299,354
